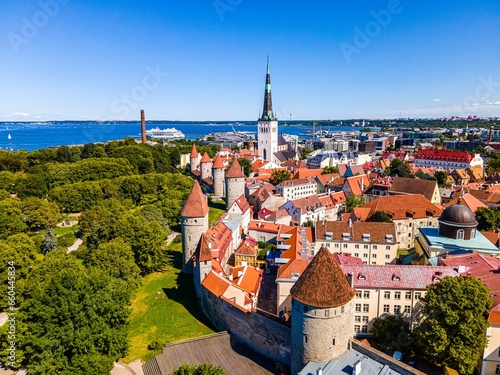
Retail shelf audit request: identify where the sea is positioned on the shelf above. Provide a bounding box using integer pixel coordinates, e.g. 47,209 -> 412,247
0,121 -> 361,152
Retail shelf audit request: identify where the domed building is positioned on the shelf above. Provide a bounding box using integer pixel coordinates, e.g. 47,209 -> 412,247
438,202 -> 478,240
414,201 -> 499,264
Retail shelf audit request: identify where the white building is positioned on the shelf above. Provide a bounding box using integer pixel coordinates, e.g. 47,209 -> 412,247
275,177 -> 317,201
257,58 -> 278,163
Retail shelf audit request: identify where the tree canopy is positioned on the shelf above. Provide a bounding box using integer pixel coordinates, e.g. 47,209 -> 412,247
269,170 -> 291,186
370,314 -> 412,352
414,276 -> 492,375
367,210 -> 392,223
476,207 -> 500,231
386,159 -> 412,178
344,195 -> 365,213
171,363 -> 226,375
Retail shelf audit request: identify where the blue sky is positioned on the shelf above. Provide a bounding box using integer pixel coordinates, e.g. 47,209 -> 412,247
1,0 -> 499,121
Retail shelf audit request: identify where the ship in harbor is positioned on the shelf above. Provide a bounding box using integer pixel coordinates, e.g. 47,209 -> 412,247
145,127 -> 185,140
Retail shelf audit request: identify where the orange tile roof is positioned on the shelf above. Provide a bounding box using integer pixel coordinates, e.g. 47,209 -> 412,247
345,174 -> 369,196
316,173 -> 340,186
292,169 -> 323,180
236,266 -> 263,295
225,159 -> 245,178
291,248 -> 356,308
351,207 -> 371,221
235,241 -> 257,256
212,154 -> 224,169
362,194 -> 442,220
202,271 -> 230,296
316,220 -> 396,243
180,181 -> 209,217
232,195 -> 250,213
204,221 -> 233,261
442,193 -> 487,213
249,220 -> 280,233
200,152 -> 211,163
190,143 -> 199,158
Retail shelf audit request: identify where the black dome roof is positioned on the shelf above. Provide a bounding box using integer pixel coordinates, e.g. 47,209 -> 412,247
439,203 -> 477,226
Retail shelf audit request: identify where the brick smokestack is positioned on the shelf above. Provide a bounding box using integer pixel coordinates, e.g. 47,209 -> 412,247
490,126 -> 493,143
141,110 -> 146,144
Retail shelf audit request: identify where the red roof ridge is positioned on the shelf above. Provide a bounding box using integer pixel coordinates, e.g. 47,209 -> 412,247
226,159 -> 245,178
190,144 -> 199,158
181,181 -> 209,217
200,152 -> 212,163
291,247 -> 356,308
212,154 -> 224,169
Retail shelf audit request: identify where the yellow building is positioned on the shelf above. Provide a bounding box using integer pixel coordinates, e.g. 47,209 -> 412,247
235,240 -> 258,267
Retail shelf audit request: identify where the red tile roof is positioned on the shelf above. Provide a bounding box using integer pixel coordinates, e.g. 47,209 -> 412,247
442,193 -> 487,213
212,154 -> 224,169
202,271 -> 230,296
292,169 -> 323,180
225,159 -> 245,178
415,149 -> 474,163
345,174 -> 369,196
190,143 -> 199,158
235,266 -> 263,295
362,195 -> 442,220
249,220 -> 281,233
438,252 -> 500,309
235,241 -> 257,256
332,252 -> 364,265
204,221 -> 233,261
180,181 -> 209,217
316,220 -> 396,243
341,264 -> 459,290
232,195 -> 250,214
200,152 -> 211,163
291,247 -> 356,308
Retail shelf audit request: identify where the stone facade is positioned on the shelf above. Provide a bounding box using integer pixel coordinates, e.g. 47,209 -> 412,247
213,167 -> 225,197
291,299 -> 355,374
181,214 -> 208,273
226,176 -> 245,210
201,161 -> 212,180
190,154 -> 201,172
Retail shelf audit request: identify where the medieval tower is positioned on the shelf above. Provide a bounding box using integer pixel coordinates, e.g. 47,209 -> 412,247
257,57 -> 278,162
181,181 -> 209,273
200,152 -> 212,181
225,158 -> 245,210
212,154 -> 225,198
290,247 -> 356,374
190,144 -> 201,173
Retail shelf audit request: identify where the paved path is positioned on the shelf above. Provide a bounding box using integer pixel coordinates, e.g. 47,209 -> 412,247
111,360 -> 144,375
0,312 -> 8,327
67,238 -> 83,253
166,231 -> 180,245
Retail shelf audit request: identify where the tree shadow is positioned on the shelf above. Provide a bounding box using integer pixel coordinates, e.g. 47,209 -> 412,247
229,335 -> 283,374
209,199 -> 226,211
166,249 -> 183,270
163,271 -> 215,331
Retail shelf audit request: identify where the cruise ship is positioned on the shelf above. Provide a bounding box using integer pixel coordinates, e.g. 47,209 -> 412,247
145,127 -> 185,140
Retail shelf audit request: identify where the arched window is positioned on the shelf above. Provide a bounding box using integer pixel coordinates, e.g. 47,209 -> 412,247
457,229 -> 464,240
470,229 -> 476,239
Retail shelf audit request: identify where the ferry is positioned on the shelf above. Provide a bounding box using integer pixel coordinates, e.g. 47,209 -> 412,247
145,127 -> 185,140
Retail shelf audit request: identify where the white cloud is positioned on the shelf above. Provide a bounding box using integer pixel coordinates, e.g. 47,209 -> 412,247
11,112 -> 29,117
495,101 -> 500,105
433,98 -> 441,102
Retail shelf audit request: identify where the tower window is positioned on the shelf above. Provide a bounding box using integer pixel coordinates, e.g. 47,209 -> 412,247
457,229 -> 464,240
332,338 -> 336,346
304,335 -> 308,343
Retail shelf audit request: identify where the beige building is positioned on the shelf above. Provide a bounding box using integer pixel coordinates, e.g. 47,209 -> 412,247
275,177 -> 317,201
341,265 -> 459,334
315,221 -> 399,265
361,195 -> 443,249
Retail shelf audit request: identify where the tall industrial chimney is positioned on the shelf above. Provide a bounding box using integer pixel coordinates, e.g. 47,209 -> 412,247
141,110 -> 146,144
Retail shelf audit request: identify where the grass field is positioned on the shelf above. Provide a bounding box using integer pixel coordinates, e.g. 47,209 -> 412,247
123,242 -> 215,364
209,199 -> 226,225
54,225 -> 79,236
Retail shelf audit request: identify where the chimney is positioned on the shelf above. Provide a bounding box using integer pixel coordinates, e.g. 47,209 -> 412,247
316,368 -> 323,375
490,127 -> 493,143
347,272 -> 354,287
353,359 -> 362,375
141,109 -> 147,144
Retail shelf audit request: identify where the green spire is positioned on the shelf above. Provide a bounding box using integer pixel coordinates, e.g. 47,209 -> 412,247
259,56 -> 276,121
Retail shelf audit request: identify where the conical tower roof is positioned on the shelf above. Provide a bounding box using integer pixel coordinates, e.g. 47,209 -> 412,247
190,144 -> 199,158
200,152 -> 212,163
212,154 -> 224,169
225,159 -> 245,178
291,247 -> 355,308
259,56 -> 277,121
181,181 -> 209,217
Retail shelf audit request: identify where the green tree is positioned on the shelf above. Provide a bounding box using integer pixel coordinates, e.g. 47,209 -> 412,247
367,210 -> 392,223
111,145 -> 155,174
433,170 -> 449,188
41,227 -> 57,254
0,199 -> 27,239
322,166 -> 339,174
370,314 -> 412,352
0,171 -> 16,191
269,170 -> 291,186
300,147 -> 313,160
171,363 -> 226,375
236,158 -> 253,177
303,220 -> 314,227
487,154 -> 500,174
22,197 -> 60,230
476,207 -> 500,231
414,276 -> 492,375
86,238 -> 141,287
115,215 -> 167,274
16,174 -> 49,199
345,195 -> 365,213
386,159 -> 412,178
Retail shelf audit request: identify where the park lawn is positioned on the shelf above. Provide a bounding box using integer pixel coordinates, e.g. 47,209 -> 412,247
123,244 -> 215,364
209,199 -> 226,225
54,225 -> 79,236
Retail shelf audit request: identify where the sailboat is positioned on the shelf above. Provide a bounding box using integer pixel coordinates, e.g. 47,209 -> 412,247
7,134 -> 11,142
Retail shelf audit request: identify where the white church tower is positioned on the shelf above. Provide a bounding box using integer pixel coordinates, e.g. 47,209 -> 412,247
257,57 -> 278,162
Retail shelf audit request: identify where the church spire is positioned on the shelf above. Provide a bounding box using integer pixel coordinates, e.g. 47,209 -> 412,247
259,56 -> 276,121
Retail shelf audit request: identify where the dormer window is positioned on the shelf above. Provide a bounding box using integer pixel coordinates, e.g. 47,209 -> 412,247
385,234 -> 393,243
392,274 -> 401,281
362,234 -> 370,242
358,273 -> 366,280
291,273 -> 300,279
342,232 -> 351,241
